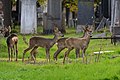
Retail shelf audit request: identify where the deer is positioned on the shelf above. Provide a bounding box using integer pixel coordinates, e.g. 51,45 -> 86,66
0,26 -> 18,61
53,37 -> 80,61
22,27 -> 64,63
63,25 -> 93,64
53,26 -> 91,61
22,34 -> 38,61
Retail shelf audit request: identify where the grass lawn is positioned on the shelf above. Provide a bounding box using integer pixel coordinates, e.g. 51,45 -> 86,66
0,27 -> 120,80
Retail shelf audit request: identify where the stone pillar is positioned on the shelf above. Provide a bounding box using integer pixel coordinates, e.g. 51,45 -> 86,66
77,0 -> 94,33
110,0 -> 115,32
118,0 -> 120,27
112,0 -> 120,27
20,0 -> 37,34
43,0 -> 62,34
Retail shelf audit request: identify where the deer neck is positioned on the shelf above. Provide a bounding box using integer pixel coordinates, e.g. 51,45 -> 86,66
83,33 -> 91,42
51,35 -> 59,46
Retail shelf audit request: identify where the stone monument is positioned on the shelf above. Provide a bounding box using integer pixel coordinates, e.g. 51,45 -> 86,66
21,0 -> 37,34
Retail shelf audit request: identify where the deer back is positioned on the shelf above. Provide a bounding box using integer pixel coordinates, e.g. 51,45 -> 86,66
65,25 -> 93,49
6,33 -> 18,47
29,27 -> 64,48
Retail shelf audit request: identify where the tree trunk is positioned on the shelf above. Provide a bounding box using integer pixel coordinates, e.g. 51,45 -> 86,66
2,0 -> 11,27
16,0 -> 19,22
66,7 -> 70,27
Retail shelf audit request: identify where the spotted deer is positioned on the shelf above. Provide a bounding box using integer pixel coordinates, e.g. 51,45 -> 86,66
22,27 -> 64,63
0,26 -> 18,61
63,25 -> 93,64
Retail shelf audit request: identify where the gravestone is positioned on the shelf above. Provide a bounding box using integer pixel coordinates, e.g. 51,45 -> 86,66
77,0 -> 94,33
111,0 -> 120,44
43,0 -> 62,34
111,0 -> 120,28
95,17 -> 109,31
20,0 -> 37,34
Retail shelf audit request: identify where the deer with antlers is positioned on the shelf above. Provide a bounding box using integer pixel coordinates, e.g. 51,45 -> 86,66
0,26 -> 18,61
63,25 -> 93,64
22,27 -> 64,63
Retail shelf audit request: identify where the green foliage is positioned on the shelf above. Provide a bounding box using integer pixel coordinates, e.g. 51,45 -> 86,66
11,0 -> 17,5
11,29 -> 18,33
37,0 -> 47,5
1,59 -> 120,80
94,0 -> 101,4
63,0 -> 78,12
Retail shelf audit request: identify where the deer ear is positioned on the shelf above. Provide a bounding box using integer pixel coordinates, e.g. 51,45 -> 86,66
85,24 -> 89,29
54,27 -> 59,32
81,25 -> 86,31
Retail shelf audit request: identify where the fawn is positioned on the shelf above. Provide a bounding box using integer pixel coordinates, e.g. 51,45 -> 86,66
63,25 -> 93,64
22,27 -> 64,63
22,35 -> 38,61
0,26 -> 18,61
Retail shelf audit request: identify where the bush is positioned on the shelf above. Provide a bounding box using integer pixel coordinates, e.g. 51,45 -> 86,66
11,29 -> 18,33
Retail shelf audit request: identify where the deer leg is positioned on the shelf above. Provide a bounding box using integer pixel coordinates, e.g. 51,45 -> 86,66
11,47 -> 13,61
22,46 -> 33,62
53,47 -> 65,61
66,48 -> 74,62
82,48 -> 87,63
12,45 -> 15,57
33,50 -> 37,60
31,50 -> 37,61
63,48 -> 73,64
8,47 -> 10,61
15,43 -> 18,61
75,48 -> 80,58
46,48 -> 50,62
30,46 -> 38,64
